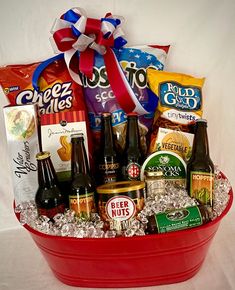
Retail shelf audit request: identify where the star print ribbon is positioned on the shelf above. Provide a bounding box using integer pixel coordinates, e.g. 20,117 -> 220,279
32,7 -> 149,115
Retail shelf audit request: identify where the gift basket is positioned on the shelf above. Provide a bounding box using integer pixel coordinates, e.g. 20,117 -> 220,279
13,186 -> 232,288
1,7 -> 233,288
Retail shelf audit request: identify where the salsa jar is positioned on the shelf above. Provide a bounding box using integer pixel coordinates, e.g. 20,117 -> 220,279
96,181 -> 145,233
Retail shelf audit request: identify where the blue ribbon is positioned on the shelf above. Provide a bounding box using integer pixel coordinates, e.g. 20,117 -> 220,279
33,9 -> 128,91
114,36 -> 127,49
63,9 -> 80,23
145,88 -> 159,113
71,25 -> 82,37
32,53 -> 64,91
101,17 -> 119,28
63,9 -> 82,37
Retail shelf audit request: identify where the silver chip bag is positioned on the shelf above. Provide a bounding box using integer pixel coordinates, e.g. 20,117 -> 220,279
3,103 -> 39,204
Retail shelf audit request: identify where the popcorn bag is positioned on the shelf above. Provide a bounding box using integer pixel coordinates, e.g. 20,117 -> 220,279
0,6 -> 233,289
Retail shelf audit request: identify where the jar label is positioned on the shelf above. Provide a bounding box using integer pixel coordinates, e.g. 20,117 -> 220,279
69,193 -> 95,218
155,206 -> 203,233
141,151 -> 186,186
190,171 -> 214,206
146,179 -> 165,197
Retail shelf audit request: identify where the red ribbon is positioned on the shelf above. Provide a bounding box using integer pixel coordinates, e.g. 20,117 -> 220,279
85,18 -> 100,34
79,18 -> 101,79
79,18 -> 115,79
52,10 -> 140,115
79,48 -> 95,79
53,28 -> 77,52
103,49 -> 136,113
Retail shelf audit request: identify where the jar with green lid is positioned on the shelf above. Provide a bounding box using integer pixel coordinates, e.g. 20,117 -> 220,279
145,170 -> 165,197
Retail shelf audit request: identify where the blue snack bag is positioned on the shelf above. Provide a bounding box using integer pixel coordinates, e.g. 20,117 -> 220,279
82,45 -> 170,152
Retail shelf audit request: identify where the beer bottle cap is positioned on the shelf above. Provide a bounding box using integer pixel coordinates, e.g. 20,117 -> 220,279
36,151 -> 50,160
102,112 -> 111,118
196,118 -> 207,123
71,133 -> 84,142
127,112 -> 138,117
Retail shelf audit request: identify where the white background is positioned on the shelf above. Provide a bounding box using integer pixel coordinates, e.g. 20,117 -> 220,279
0,1 -> 235,289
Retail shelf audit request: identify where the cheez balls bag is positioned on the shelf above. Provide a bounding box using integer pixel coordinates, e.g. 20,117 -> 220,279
0,58 -> 95,168
0,59 -> 86,115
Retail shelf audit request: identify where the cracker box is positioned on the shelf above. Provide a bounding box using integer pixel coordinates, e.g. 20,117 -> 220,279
156,127 -> 194,161
40,110 -> 89,184
3,103 -> 39,204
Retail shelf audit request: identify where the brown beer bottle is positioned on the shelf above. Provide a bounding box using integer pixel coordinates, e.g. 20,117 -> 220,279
146,205 -> 212,234
69,134 -> 96,219
187,119 -> 214,207
35,151 -> 66,219
97,112 -> 121,185
122,113 -> 144,180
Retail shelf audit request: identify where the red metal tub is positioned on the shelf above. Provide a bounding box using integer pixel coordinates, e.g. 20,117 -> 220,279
15,185 -> 233,288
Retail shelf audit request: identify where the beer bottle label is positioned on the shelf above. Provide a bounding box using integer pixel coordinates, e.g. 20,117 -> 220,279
126,162 -> 141,180
38,203 -> 65,219
155,206 -> 203,233
99,162 -> 120,183
69,192 -> 96,218
190,171 -> 214,206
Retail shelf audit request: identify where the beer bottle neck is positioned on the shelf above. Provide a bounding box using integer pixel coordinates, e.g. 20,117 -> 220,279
192,123 -> 210,158
71,140 -> 89,177
101,117 -> 115,154
126,116 -> 140,149
37,158 -> 58,188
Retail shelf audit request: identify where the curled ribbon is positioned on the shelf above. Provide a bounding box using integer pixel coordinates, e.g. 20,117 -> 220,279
50,8 -> 126,80
33,8 -> 149,115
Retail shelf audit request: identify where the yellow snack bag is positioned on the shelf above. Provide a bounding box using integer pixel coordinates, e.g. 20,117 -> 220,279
147,69 -> 205,155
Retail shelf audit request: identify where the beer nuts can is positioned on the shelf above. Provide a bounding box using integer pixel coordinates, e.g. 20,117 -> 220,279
96,181 -> 146,232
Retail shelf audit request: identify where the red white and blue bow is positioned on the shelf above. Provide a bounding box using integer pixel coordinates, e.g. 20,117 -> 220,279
33,8 -> 149,115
